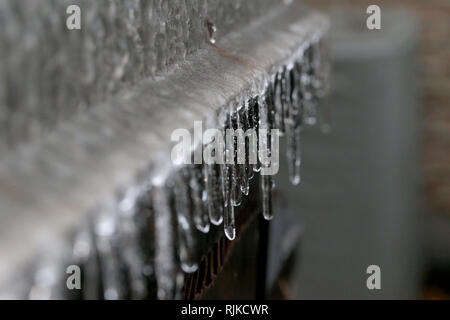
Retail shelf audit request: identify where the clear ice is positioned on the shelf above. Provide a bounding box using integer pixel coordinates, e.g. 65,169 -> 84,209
21,38 -> 329,300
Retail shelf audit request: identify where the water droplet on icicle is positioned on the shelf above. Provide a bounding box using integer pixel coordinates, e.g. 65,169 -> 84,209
224,204 -> 236,240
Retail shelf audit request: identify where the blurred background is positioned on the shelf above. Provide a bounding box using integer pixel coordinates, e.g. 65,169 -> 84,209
272,0 -> 450,299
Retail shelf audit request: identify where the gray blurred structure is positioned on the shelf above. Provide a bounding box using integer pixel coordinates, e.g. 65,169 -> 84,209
0,1 -> 330,299
275,8 -> 423,299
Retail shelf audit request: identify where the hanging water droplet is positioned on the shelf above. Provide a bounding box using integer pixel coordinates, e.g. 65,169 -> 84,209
205,19 -> 217,44
224,203 -> 236,240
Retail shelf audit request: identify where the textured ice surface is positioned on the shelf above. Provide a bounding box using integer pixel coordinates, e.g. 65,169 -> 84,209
0,0 -> 278,153
0,1 -> 329,299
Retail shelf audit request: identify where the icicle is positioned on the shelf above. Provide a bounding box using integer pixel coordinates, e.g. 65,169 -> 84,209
203,112 -> 224,226
240,104 -> 250,195
281,67 -> 290,130
141,202 -> 157,299
311,39 -> 332,134
174,271 -> 185,300
258,94 -> 274,220
221,109 -> 236,240
189,164 -> 210,233
116,184 -> 149,299
224,198 -> 236,240
293,61 -> 305,130
72,220 -> 100,300
221,161 -> 235,240
273,71 -> 286,135
302,45 -> 317,125
153,185 -> 177,300
28,253 -> 64,300
173,169 -> 198,273
262,175 -> 273,221
220,163 -> 230,213
285,65 -> 302,185
205,162 -> 224,225
244,100 -> 255,182
230,105 -> 243,207
94,204 -> 124,300
250,98 -> 261,173
287,130 -> 301,185
231,165 -> 242,207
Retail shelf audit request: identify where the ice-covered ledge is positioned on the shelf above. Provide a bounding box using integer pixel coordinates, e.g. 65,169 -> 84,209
0,1 -> 329,299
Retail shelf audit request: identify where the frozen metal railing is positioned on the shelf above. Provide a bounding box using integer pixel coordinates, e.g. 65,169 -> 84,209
0,1 -> 329,299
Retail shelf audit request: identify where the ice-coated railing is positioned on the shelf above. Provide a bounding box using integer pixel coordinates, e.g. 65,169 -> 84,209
0,1 -> 329,299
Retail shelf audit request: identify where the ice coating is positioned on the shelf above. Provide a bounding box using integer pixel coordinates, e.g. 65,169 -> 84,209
23,38 -> 330,301
0,2 -> 330,299
159,38 -> 329,243
149,37 -> 330,294
0,0 -> 280,155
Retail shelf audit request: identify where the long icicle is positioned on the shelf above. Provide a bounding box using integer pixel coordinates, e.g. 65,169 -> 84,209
173,168 -> 198,273
189,164 -> 210,233
222,107 -> 236,240
259,94 -> 274,221
205,161 -> 224,225
230,104 -> 243,207
240,103 -> 250,195
286,64 -> 302,185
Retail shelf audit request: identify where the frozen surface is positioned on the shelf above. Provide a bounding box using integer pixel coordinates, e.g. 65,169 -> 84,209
0,1 -> 329,299
0,0 -> 278,153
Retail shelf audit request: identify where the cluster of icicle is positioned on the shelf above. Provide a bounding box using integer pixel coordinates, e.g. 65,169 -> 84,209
25,38 -> 329,300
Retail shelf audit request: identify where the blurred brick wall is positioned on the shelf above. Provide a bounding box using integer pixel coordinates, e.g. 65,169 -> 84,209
304,0 -> 450,215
